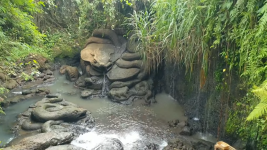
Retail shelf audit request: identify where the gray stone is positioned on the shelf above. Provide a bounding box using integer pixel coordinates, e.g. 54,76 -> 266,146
3,132 -> 74,150
46,145 -> 85,150
81,90 -> 94,98
107,64 -> 140,81
95,138 -> 123,150
121,52 -> 141,61
109,86 -> 130,101
180,126 -> 192,136
4,79 -> 18,90
81,43 -> 115,69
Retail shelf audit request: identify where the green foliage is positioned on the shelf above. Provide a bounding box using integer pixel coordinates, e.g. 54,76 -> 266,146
0,0 -> 45,44
247,80 -> 267,121
227,92 -> 267,149
77,0 -> 124,37
127,0 -> 267,148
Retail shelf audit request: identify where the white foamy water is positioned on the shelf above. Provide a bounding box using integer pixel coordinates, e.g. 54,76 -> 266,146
12,91 -> 22,95
71,131 -> 167,150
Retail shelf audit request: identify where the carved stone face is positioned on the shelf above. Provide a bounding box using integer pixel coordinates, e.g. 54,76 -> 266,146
81,43 -> 115,71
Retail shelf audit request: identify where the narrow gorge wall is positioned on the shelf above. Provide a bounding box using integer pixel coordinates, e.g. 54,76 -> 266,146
160,51 -> 244,141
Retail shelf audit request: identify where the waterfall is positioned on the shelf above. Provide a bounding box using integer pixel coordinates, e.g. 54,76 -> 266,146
101,73 -> 109,96
195,88 -> 200,121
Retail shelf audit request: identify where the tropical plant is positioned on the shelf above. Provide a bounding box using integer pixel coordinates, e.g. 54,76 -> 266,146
247,80 -> 267,121
126,0 -> 267,148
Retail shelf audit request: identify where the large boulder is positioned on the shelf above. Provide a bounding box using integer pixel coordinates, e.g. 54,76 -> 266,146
3,132 -> 74,150
32,98 -> 87,122
84,76 -> 104,90
85,37 -> 112,47
92,29 -> 121,47
108,86 -> 130,101
121,52 -> 141,61
46,145 -> 85,150
81,43 -> 115,70
65,66 -> 80,81
107,64 -> 140,81
4,79 -> 18,90
95,138 -> 123,150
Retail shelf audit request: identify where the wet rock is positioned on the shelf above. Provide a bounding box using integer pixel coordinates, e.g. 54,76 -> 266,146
60,65 -> 68,74
163,139 -> 194,150
46,145 -> 85,150
44,77 -> 55,83
22,89 -> 35,95
108,86 -> 130,101
46,94 -> 59,98
65,66 -> 80,81
41,120 -> 65,133
121,52 -> 141,61
107,64 -> 140,81
0,72 -> 7,81
180,126 -> 192,136
32,98 -> 87,122
47,97 -> 63,103
192,141 -> 213,150
116,59 -> 143,69
95,138 -> 123,150
109,80 -> 140,89
75,76 -> 86,87
81,43 -> 115,69
81,90 -> 94,98
86,64 -> 102,76
36,88 -> 50,94
3,132 -> 74,150
21,119 -> 43,131
177,121 -> 188,127
45,70 -> 53,75
132,140 -> 160,150
168,119 -> 179,127
84,76 -> 103,90
85,37 -> 112,46
92,29 -> 121,47
4,79 -> 18,90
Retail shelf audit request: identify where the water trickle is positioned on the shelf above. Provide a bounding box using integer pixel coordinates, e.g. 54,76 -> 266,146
195,88 -> 201,121
101,72 -> 109,97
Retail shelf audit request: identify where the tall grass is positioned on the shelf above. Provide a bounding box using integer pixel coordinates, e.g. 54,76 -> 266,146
126,0 -> 211,73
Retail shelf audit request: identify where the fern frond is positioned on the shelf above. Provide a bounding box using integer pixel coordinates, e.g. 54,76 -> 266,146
256,2 -> 267,36
247,101 -> 267,121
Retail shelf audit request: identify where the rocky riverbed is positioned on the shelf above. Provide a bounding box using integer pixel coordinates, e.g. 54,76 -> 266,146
0,69 -> 214,150
0,29 -> 216,150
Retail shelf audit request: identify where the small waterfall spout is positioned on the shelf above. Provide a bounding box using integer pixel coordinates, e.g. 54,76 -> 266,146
101,73 -> 109,96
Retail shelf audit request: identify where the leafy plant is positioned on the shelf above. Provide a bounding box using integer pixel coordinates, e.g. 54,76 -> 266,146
247,80 -> 267,121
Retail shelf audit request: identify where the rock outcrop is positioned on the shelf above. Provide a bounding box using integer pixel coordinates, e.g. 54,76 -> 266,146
60,65 -> 80,81
3,132 -> 74,150
14,96 -> 95,138
76,29 -> 153,104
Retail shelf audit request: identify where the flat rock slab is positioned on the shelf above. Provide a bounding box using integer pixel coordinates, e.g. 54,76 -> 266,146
107,64 -> 140,81
3,132 -> 74,150
46,145 -> 85,150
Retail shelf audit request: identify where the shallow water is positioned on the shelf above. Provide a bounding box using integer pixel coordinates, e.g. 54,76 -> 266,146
0,70 -> 199,149
46,72 -> 187,149
0,97 -> 41,146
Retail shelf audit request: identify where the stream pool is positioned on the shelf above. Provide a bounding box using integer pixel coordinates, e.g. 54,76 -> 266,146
0,71 -> 215,149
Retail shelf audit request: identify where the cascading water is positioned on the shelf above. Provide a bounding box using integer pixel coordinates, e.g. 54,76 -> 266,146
101,72 -> 109,97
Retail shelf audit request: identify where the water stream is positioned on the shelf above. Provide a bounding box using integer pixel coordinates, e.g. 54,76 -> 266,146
0,97 -> 41,145
0,70 -> 215,149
